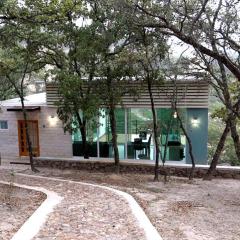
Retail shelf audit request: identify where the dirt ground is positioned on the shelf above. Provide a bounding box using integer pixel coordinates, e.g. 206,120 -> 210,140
22,167 -> 240,240
0,182 -> 46,240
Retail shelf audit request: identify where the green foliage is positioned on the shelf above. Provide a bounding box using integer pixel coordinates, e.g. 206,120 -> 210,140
87,1 -> 140,108
0,77 -> 16,100
208,117 -> 240,166
211,107 -> 228,121
228,81 -> 240,102
56,73 -> 100,134
0,0 -> 58,99
49,5 -> 103,136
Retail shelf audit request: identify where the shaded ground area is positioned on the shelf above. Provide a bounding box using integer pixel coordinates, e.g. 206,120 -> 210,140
20,167 -> 240,240
0,168 -> 147,240
0,183 -> 45,240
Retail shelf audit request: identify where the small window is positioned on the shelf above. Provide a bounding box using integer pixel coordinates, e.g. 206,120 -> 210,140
0,120 -> 8,130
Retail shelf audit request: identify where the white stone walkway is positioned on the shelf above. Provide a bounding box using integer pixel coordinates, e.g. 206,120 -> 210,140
0,168 -> 161,240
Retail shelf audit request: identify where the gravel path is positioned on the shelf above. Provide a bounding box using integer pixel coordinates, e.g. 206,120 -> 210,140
8,166 -> 240,240
0,183 -> 45,240
0,169 -> 147,240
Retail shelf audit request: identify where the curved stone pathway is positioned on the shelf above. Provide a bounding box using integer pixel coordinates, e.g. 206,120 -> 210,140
0,169 -> 161,240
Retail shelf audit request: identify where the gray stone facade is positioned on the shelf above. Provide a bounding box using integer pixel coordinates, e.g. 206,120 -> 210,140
0,105 -> 72,160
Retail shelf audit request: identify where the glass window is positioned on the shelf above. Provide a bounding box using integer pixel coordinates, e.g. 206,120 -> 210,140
98,108 -> 110,158
99,108 -> 125,159
72,115 -> 98,157
0,120 -> 8,130
127,109 -> 154,160
71,107 -> 186,162
157,109 -> 186,162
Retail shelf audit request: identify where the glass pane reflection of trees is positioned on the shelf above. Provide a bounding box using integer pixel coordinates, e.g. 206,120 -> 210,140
72,108 -> 186,162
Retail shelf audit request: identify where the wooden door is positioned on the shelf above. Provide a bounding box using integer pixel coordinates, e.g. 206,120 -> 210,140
18,120 -> 40,157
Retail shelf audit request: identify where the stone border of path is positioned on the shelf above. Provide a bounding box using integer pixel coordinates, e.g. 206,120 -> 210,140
0,180 -> 63,240
16,173 -> 163,240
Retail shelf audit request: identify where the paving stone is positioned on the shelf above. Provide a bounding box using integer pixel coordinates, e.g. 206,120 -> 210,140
0,169 -> 146,240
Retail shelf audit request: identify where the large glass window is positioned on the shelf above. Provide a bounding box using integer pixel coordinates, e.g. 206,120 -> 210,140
98,108 -> 125,159
127,109 -> 154,160
72,107 -> 186,162
115,108 -> 125,159
98,109 -> 110,158
157,109 -> 186,161
72,116 -> 98,157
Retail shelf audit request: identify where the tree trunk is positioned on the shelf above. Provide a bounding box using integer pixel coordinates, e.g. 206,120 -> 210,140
203,120 -> 230,180
161,113 -> 173,183
154,131 -> 160,182
109,105 -> 120,174
162,112 -> 173,165
176,110 -> 195,180
20,98 -> 38,172
216,58 -> 240,161
75,111 -> 89,159
147,79 -> 160,181
229,119 -> 240,160
80,124 -> 89,159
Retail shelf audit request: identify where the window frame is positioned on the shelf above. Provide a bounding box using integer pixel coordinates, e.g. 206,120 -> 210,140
0,120 -> 9,130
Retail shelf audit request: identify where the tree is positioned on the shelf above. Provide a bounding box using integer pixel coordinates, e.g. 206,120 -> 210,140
134,0 -> 240,81
54,20 -> 102,159
49,1 -> 133,164
190,55 -> 240,179
208,113 -> 240,166
172,99 -> 196,180
56,73 -> 100,159
0,36 -> 43,172
131,27 -> 168,181
0,0 -> 54,171
7,0 -> 100,159
94,43 -> 136,174
88,0 -> 137,173
131,0 -> 240,178
162,56 -> 197,180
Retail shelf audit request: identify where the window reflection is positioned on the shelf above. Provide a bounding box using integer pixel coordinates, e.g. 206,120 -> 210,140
127,109 -> 154,160
72,113 -> 98,157
72,108 -> 186,162
158,109 -> 186,161
98,108 -> 125,159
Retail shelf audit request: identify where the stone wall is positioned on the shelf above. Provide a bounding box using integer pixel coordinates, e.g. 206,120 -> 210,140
34,159 -> 240,179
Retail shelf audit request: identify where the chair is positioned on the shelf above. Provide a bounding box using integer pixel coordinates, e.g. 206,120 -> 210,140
133,138 -> 144,159
133,135 -> 152,159
133,138 -> 144,150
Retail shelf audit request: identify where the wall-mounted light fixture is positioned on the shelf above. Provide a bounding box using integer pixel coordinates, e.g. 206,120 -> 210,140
173,111 -> 177,119
191,117 -> 200,128
48,115 -> 58,127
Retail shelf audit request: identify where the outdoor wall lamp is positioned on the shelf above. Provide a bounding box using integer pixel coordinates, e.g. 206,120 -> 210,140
48,115 -> 58,126
191,117 -> 200,128
173,111 -> 177,119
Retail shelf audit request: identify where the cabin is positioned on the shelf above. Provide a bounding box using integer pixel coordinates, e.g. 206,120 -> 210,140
0,80 -> 209,164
